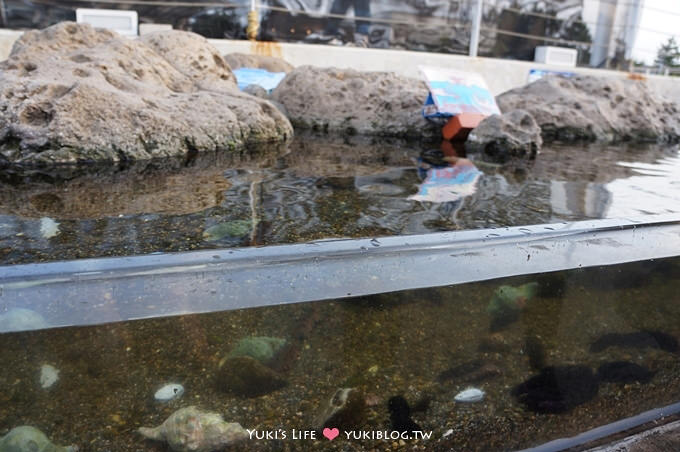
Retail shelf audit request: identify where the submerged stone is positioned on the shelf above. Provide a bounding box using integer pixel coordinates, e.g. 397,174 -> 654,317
154,383 -> 185,402
512,365 -> 599,414
454,387 -> 485,403
487,282 -> 539,330
203,220 -> 252,241
0,426 -> 76,452
226,336 -> 287,366
39,364 -> 59,389
215,356 -> 287,398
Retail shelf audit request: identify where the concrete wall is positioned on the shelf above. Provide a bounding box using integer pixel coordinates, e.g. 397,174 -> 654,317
1,29 -> 679,103
208,39 -> 680,103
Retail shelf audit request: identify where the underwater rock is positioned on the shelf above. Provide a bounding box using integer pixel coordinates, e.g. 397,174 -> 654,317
0,22 -> 292,167
0,426 -> 76,452
590,330 -> 678,354
138,406 -> 247,452
39,364 -> 59,389
487,282 -> 539,331
0,308 -> 49,332
454,388 -> 485,403
39,217 -> 60,239
154,383 -> 185,402
203,220 -> 252,241
314,388 -> 366,430
215,356 -> 287,398
226,336 -> 287,367
387,396 -> 421,433
597,361 -> 656,384
512,365 -> 599,414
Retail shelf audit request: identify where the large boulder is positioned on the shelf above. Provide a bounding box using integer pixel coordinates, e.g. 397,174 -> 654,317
466,109 -> 542,162
497,75 -> 680,143
271,66 -> 439,137
224,52 -> 294,73
0,22 -> 292,166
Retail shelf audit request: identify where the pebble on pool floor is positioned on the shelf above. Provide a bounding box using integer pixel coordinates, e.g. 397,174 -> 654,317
39,364 -> 59,389
154,383 -> 185,402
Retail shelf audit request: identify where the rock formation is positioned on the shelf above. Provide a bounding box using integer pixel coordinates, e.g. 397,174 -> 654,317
271,66 -> 439,137
0,22 -> 292,166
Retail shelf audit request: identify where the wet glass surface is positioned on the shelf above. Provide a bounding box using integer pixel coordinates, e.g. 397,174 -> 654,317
1,257 -> 680,451
1,136 -> 679,265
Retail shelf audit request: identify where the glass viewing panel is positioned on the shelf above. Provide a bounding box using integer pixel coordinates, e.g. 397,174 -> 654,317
2,255 -> 680,451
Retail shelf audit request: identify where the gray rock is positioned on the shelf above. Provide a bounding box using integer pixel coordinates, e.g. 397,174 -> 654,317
271,66 -> 439,137
0,22 -> 292,167
243,84 -> 268,99
467,109 -> 541,162
138,30 -> 237,91
497,75 -> 680,143
224,52 -> 294,73
215,356 -> 287,397
0,426 -> 76,452
226,336 -> 287,366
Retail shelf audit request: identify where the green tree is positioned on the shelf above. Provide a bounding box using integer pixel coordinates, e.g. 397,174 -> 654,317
655,37 -> 680,68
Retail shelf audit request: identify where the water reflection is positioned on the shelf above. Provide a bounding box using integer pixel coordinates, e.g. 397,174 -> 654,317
0,138 -> 679,264
1,258 -> 680,451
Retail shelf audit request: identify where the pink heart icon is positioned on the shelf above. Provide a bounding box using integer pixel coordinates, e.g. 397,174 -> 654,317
323,427 -> 339,441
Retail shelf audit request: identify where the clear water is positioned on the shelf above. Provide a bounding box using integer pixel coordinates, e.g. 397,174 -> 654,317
0,136 -> 679,265
1,258 -> 680,451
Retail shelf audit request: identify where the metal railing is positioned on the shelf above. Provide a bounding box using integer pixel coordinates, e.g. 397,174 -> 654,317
3,0 -> 679,70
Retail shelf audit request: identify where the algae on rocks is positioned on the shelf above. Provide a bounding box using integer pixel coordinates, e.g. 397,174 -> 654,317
226,336 -> 287,366
0,426 -> 76,452
487,282 -> 539,330
0,22 -> 292,167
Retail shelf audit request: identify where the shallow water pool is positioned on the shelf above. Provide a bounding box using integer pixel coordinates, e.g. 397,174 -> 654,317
1,136 -> 679,265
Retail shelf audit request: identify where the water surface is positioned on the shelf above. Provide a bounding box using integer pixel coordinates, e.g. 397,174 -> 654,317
1,136 -> 678,265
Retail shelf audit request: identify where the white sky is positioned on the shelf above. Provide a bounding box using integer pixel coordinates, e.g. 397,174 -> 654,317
631,0 -> 680,65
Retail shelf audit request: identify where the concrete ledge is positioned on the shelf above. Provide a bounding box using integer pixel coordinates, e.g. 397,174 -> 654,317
1,28 -> 679,102
207,39 -> 680,103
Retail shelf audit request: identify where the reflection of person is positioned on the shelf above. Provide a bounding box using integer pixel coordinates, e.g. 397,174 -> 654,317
306,0 -> 371,46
